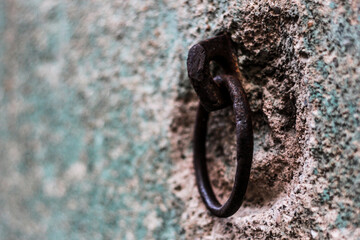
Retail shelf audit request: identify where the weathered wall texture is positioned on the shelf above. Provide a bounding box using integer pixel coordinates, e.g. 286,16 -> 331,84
0,0 -> 359,239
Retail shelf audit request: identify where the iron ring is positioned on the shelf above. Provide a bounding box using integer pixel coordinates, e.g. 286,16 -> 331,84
193,75 -> 253,218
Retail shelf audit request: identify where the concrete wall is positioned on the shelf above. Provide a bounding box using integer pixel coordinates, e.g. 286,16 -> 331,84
0,0 -> 359,239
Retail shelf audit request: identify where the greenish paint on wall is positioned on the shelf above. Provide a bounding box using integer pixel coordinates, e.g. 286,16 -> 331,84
0,0 -> 184,239
305,0 -> 360,232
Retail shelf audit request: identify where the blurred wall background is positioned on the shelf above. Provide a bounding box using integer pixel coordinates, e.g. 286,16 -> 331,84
0,0 -> 359,239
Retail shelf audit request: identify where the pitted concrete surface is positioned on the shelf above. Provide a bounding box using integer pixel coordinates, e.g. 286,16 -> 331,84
0,0 -> 359,239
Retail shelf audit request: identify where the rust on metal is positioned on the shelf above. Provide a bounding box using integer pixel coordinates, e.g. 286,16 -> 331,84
187,34 -> 253,218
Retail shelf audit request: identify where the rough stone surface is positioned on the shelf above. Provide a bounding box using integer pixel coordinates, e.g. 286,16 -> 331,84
0,0 -> 359,239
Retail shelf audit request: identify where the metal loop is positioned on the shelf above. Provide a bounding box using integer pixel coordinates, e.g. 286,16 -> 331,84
188,34 -> 254,218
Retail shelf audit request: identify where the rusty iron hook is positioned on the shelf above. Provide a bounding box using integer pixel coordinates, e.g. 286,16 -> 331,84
187,34 -> 253,218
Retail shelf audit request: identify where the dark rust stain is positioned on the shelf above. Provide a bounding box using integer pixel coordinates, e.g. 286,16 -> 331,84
187,34 -> 253,218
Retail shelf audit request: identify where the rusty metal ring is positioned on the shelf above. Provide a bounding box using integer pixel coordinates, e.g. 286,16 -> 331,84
188,34 -> 253,217
193,75 -> 253,218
